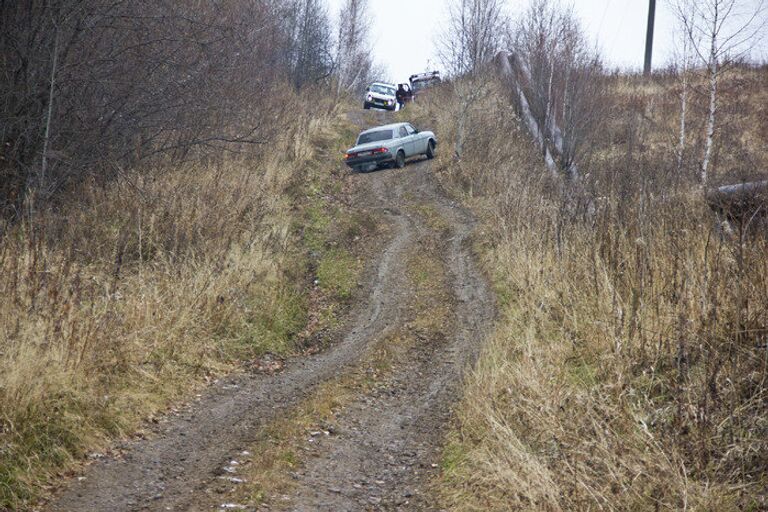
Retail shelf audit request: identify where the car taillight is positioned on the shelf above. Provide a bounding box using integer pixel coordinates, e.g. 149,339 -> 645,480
344,152 -> 355,159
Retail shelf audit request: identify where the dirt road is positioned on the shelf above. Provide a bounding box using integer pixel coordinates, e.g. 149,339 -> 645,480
45,157 -> 494,512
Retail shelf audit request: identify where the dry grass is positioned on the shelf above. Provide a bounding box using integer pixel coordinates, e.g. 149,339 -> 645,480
0,95 -> 358,510
428,68 -> 768,510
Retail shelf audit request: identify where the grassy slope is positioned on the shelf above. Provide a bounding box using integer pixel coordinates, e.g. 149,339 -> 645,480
0,98 -> 369,510
417,71 -> 768,511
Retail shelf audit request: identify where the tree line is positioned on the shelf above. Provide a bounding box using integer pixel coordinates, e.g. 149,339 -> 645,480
439,0 -> 766,188
0,0 -> 375,226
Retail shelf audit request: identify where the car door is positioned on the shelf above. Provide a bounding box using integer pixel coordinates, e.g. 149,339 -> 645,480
398,125 -> 414,157
404,124 -> 424,155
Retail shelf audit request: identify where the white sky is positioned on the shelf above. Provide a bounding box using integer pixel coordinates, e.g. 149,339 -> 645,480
326,0 -> 768,83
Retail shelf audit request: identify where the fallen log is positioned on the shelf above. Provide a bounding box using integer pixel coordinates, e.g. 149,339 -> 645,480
494,50 -> 578,180
707,180 -> 768,236
707,180 -> 768,216
494,51 -> 559,177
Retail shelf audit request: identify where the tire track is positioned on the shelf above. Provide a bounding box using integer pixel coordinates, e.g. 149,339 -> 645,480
46,157 -> 494,512
45,172 -> 416,512
280,162 -> 495,511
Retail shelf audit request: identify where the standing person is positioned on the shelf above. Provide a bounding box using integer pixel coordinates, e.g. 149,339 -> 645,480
396,84 -> 406,111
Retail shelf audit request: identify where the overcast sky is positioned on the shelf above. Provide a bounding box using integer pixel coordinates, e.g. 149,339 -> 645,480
326,0 -> 767,83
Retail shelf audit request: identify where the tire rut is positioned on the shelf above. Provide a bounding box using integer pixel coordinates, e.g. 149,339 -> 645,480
45,158 -> 494,512
45,174 -> 415,512
278,162 -> 494,512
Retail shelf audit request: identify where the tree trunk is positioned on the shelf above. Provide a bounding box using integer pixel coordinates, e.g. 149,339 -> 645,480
40,27 -> 60,194
677,60 -> 688,172
700,3 -> 719,187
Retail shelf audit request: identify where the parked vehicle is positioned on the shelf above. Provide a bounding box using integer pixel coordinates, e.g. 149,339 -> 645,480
344,122 -> 437,173
409,71 -> 441,96
364,82 -> 398,111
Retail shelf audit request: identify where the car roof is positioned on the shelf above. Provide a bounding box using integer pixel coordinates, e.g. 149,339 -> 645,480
359,123 -> 409,135
370,82 -> 396,88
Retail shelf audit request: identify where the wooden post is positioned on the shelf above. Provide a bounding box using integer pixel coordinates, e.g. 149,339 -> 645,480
644,0 -> 656,76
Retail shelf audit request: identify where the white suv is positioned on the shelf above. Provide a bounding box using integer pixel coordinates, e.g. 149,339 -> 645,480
363,83 -> 397,111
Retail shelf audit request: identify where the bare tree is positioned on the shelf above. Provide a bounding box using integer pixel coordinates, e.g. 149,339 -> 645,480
334,0 -> 373,94
438,0 -> 506,76
671,1 -> 698,172
672,0 -> 768,186
1,0 -> 338,223
283,0 -> 335,91
508,0 -> 604,178
438,0 -> 505,160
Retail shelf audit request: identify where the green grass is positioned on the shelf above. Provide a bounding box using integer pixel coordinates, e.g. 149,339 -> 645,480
440,436 -> 468,475
234,286 -> 308,357
565,357 -> 599,390
317,249 -> 360,301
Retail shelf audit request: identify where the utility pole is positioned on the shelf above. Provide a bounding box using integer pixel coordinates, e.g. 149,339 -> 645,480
644,0 -> 656,76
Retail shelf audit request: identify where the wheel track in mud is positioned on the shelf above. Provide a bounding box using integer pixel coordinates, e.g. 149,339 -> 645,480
282,161 -> 495,512
45,148 -> 494,512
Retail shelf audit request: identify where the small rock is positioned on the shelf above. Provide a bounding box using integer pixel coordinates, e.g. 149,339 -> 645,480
219,476 -> 246,484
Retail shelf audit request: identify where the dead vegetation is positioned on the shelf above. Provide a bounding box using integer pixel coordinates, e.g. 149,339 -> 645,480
0,0 -> 383,507
0,97 -> 369,510
419,59 -> 768,511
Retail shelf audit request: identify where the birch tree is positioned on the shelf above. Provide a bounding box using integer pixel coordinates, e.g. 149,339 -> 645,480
673,0 -> 767,186
509,0 -> 604,178
438,0 -> 506,76
672,0 -> 698,172
335,0 -> 373,94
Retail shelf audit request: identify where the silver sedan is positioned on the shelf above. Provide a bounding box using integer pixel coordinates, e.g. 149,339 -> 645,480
344,122 -> 437,172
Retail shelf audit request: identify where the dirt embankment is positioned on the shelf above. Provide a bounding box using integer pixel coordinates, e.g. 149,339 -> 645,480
45,144 -> 493,512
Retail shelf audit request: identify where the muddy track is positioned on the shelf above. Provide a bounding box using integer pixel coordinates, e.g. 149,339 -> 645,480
282,162 -> 494,511
45,158 -> 493,512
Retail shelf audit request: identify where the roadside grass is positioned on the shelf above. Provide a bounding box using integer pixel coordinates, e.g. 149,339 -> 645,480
430,70 -> 768,510
0,98 -> 366,510
317,249 -> 360,301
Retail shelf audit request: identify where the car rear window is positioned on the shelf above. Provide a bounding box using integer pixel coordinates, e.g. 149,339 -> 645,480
357,130 -> 393,144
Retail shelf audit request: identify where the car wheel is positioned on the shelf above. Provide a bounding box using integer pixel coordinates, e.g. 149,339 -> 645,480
363,102 -> 370,110
395,150 -> 406,169
426,140 -> 436,159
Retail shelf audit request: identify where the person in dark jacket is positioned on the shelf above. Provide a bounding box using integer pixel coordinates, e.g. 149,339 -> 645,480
396,84 -> 407,110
